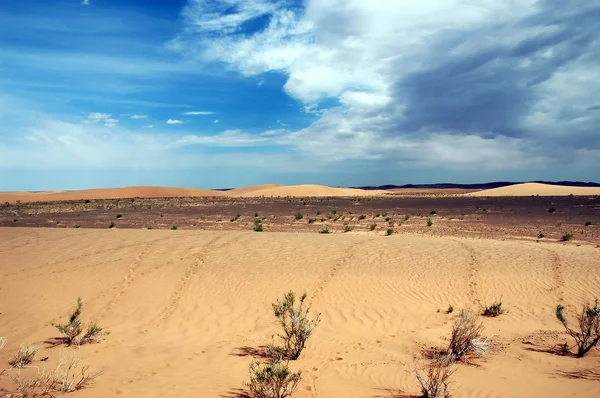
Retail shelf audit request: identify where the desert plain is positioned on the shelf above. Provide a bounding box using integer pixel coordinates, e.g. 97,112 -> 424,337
1,182 -> 599,397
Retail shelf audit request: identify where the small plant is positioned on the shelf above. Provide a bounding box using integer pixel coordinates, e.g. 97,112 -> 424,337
9,344 -> 38,368
51,297 -> 108,346
75,225 -> 81,229
585,221 -> 592,226
332,210 -> 337,215
427,219 -> 433,227
537,233 -> 545,239
385,217 -> 391,222
386,228 -> 394,236
171,225 -> 178,230
108,222 -> 115,229
382,212 -> 387,217
548,207 -> 556,213
370,223 -> 377,231
247,358 -> 301,398
271,291 -> 321,360
344,225 -> 353,233
294,212 -> 303,220
308,218 -> 317,224
446,305 -> 454,314
561,232 -> 573,241
430,210 -> 437,215
116,214 -> 123,218
405,215 -> 410,221
482,301 -> 504,317
254,222 -> 264,232
375,213 -> 381,217
413,354 -> 454,398
556,300 -> 600,357
448,309 -> 488,361
255,213 -> 259,217
358,215 -> 366,220
147,226 -> 153,230
316,210 -> 321,215
319,227 -> 330,234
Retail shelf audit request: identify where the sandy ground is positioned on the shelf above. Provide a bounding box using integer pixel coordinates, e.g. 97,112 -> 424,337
468,183 -> 600,197
1,228 -> 599,397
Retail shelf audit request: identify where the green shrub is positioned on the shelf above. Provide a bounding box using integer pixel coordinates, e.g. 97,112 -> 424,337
75,225 -> 80,229
108,222 -> 115,229
561,232 -> 573,241
254,223 -> 264,232
556,300 -> 600,357
247,358 -> 301,398
51,297 -> 108,346
116,214 -> 122,218
308,218 -> 317,224
482,301 -> 504,317
537,233 -> 545,239
358,215 -> 366,220
295,212 -> 303,220
585,221 -> 592,226
386,228 -> 394,236
427,219 -> 433,227
316,210 -> 321,215
271,292 -> 321,360
385,217 -> 391,222
344,225 -> 353,233
404,215 -> 410,221
171,225 -> 178,230
332,210 -> 337,215
319,227 -> 330,234
548,207 -> 556,213
430,210 -> 437,215
370,223 -> 377,231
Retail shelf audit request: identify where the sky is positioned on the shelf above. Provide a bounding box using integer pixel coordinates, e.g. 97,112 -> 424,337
0,0 -> 599,190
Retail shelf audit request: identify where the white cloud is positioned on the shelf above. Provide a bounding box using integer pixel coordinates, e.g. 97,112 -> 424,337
167,119 -> 185,125
131,114 -> 148,119
81,0 -> 90,5
103,118 -> 119,128
87,112 -> 110,121
144,124 -> 154,129
213,119 -> 219,124
183,111 -> 214,115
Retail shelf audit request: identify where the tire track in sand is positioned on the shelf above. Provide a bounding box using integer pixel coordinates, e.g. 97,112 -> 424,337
542,247 -> 565,303
451,239 -> 480,305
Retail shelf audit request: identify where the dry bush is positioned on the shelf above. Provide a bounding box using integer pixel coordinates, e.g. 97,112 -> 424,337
51,297 -> 109,346
448,309 -> 489,361
414,354 -> 455,398
12,353 -> 102,397
271,291 -> 321,360
556,300 -> 600,357
10,344 -> 38,369
247,358 -> 301,398
482,301 -> 504,317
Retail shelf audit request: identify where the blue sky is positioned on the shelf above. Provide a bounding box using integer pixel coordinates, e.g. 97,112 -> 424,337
1,0 -> 599,190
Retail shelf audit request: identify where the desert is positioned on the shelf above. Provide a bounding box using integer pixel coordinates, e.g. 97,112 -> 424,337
1,183 -> 599,397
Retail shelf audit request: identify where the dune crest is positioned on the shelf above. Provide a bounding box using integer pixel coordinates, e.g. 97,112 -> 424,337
468,182 -> 600,197
229,184 -> 387,197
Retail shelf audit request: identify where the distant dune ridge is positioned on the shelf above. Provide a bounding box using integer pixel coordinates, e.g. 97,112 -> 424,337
468,182 -> 600,197
0,182 -> 598,203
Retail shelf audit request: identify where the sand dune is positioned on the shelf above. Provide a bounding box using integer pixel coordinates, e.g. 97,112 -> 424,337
1,228 -> 599,397
468,182 -> 600,197
229,184 -> 387,197
0,184 -> 386,203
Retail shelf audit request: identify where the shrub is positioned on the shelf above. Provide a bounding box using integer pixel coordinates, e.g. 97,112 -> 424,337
316,210 -> 321,215
51,297 -> 109,346
254,222 -> 264,232
556,300 -> 600,357
370,223 -> 377,231
405,215 -> 410,221
116,214 -> 122,218
430,210 -> 437,215
385,217 -> 391,222
308,218 -> 317,224
319,227 -> 330,234
75,225 -> 80,229
414,354 -> 454,398
386,228 -> 394,236
171,225 -> 178,230
108,222 -> 115,229
427,219 -> 433,227
344,225 -> 353,233
482,301 -> 504,317
448,309 -> 488,361
271,291 -> 321,360
585,221 -> 592,226
375,213 -> 381,217
255,213 -> 259,217
9,344 -> 38,368
382,212 -> 387,217
294,212 -> 303,220
561,232 -> 573,241
247,358 -> 301,398
332,210 -> 337,215
446,305 -> 454,314
13,353 -> 102,396
548,208 -> 556,213
358,215 -> 366,220
537,233 -> 545,239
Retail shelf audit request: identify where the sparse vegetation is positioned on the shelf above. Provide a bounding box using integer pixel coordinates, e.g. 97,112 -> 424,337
358,215 -> 366,220
548,207 -> 556,213
585,221 -> 592,226
294,212 -> 303,220
51,297 -> 109,346
247,358 -> 301,398
332,210 -> 337,215
448,309 -> 488,361
108,222 -> 115,229
9,344 -> 38,368
427,219 -> 433,227
556,300 -> 600,357
116,214 -> 123,218
319,227 -> 330,234
75,225 -> 80,229
316,210 -> 321,215
254,220 -> 264,232
537,233 -> 545,239
271,291 -> 321,360
430,210 -> 437,215
414,354 -> 454,398
308,218 -> 317,224
561,232 -> 573,241
404,215 -> 410,221
370,223 -> 377,231
171,225 -> 178,230
386,228 -> 394,236
482,301 -> 504,317
344,225 -> 353,233
385,217 -> 391,222
446,305 -> 454,314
